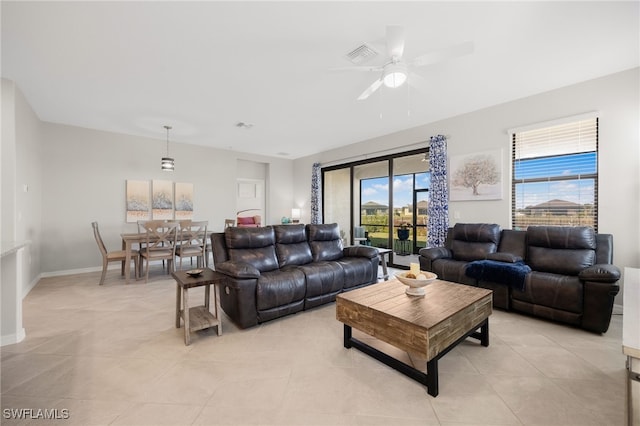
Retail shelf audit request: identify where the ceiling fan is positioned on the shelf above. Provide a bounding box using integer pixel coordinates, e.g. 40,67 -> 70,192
335,26 -> 474,100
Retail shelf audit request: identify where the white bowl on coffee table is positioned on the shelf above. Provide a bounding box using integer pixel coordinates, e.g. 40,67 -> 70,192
395,271 -> 438,296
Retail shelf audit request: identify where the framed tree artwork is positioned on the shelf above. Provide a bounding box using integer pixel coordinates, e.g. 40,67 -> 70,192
449,149 -> 503,201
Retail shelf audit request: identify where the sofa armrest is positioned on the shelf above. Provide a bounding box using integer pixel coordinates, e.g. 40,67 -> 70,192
579,264 -> 621,283
419,247 -> 452,272
419,247 -> 452,261
216,261 -> 261,279
343,245 -> 378,259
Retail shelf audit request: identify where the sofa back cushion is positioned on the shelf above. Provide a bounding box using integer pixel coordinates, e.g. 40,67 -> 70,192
225,226 -> 279,272
497,229 -> 527,259
274,224 -> 313,267
307,223 -> 343,262
450,223 -> 500,261
526,226 -> 596,275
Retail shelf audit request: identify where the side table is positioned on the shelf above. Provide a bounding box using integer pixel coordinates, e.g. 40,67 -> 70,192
172,268 -> 224,346
373,247 -> 392,281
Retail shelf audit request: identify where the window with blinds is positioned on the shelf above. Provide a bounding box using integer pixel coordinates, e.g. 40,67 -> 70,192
511,117 -> 598,231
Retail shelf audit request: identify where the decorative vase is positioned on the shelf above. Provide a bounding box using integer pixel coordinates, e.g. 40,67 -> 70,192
397,229 -> 409,241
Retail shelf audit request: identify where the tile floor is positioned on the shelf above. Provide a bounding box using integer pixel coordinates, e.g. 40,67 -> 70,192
0,265 -> 628,425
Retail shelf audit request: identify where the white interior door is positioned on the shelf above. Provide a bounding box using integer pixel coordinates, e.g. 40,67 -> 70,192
236,178 -> 265,220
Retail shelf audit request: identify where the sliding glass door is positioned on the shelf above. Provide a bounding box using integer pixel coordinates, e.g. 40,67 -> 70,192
323,168 -> 350,244
354,160 -> 389,248
322,148 -> 429,269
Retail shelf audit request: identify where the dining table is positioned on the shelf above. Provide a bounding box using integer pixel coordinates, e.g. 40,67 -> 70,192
120,231 -> 213,284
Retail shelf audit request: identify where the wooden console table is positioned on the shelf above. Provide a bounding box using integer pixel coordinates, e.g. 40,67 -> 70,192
172,268 -> 224,345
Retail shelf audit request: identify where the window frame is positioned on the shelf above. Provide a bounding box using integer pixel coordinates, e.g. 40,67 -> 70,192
510,116 -> 599,231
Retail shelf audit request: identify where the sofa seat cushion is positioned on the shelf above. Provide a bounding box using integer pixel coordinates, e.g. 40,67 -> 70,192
255,269 -> 306,311
339,257 -> 376,289
431,259 -> 476,286
296,262 -> 344,298
511,271 -> 583,313
465,260 -> 531,291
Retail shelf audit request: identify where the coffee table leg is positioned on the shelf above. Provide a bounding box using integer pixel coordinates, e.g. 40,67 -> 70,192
183,287 -> 190,346
343,324 -> 352,348
426,359 -> 439,397
480,321 -> 489,347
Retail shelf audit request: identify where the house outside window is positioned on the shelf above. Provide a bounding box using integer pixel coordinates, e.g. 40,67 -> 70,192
511,116 -> 598,231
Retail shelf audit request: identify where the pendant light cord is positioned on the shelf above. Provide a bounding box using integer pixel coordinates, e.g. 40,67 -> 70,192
164,125 -> 172,156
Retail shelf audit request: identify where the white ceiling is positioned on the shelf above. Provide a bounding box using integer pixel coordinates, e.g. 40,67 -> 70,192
2,1 -> 638,159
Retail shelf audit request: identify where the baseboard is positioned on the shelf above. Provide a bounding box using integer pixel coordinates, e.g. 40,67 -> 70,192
40,266 -> 104,278
0,328 -> 26,347
22,273 -> 43,299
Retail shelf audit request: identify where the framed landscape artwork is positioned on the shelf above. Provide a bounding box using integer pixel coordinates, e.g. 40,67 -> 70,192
449,149 -> 503,201
126,180 -> 150,222
175,182 -> 194,220
152,179 -> 174,220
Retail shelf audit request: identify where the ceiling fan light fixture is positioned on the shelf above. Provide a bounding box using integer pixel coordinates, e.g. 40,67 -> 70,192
383,63 -> 407,88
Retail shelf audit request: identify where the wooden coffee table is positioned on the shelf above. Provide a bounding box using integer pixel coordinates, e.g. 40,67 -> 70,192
336,279 -> 492,397
172,268 -> 224,346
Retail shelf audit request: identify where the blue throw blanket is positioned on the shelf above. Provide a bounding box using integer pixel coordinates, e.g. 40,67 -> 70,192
464,260 -> 531,291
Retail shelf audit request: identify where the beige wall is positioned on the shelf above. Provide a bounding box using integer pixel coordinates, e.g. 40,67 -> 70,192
2,82 -> 294,280
2,79 -> 44,295
36,124 -> 293,274
293,68 -> 640,306
4,68 -> 639,308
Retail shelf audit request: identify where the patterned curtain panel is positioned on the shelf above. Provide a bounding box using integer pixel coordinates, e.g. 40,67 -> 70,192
427,135 -> 449,247
310,162 -> 322,224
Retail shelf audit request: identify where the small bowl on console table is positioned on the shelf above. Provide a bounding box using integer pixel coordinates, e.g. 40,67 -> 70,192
185,269 -> 204,277
395,271 -> 438,296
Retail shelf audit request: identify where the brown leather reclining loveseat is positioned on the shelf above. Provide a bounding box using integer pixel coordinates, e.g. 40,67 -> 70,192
211,223 -> 379,328
419,223 -> 621,333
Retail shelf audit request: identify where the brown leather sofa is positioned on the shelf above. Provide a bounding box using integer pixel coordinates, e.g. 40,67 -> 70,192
211,223 -> 379,328
419,223 -> 621,333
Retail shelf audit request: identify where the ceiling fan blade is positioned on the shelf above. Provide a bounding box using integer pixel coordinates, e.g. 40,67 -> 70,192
408,72 -> 428,92
386,25 -> 405,59
410,41 -> 474,67
329,65 -> 383,72
357,78 -> 383,100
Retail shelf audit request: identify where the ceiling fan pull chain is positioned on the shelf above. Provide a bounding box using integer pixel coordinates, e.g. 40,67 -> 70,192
407,76 -> 411,118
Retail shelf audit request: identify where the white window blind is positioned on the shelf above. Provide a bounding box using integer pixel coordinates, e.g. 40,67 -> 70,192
511,117 -> 598,231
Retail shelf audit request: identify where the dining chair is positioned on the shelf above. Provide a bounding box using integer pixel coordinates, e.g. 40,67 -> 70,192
175,220 -> 208,269
138,219 -> 172,270
92,222 -> 139,285
138,220 -> 180,282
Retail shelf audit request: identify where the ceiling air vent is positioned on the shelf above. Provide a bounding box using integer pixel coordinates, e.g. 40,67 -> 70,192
345,43 -> 379,65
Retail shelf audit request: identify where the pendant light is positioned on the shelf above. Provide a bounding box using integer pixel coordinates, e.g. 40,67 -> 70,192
161,125 -> 175,171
